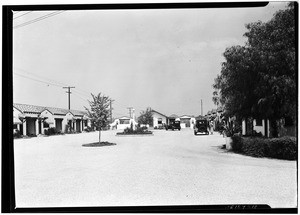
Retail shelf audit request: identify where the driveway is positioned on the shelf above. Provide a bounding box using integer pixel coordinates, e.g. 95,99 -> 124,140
14,129 -> 297,208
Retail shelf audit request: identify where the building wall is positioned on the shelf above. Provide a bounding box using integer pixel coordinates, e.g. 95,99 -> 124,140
242,118 -> 270,137
253,119 -> 265,136
152,112 -> 167,128
179,116 -> 195,129
13,106 -> 89,136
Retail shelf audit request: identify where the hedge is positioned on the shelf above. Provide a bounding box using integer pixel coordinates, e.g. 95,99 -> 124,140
44,127 -> 60,136
231,135 -> 297,160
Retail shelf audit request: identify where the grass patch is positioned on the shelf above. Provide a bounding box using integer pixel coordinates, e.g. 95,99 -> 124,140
82,142 -> 116,147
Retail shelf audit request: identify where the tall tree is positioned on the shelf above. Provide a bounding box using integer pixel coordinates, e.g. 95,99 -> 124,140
244,3 -> 296,136
137,107 -> 153,126
213,3 -> 296,137
85,93 -> 111,143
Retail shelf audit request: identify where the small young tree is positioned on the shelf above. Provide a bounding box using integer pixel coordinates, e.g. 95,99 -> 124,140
85,93 -> 111,143
138,107 -> 153,127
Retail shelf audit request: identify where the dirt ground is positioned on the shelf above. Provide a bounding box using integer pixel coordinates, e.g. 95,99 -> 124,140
14,129 -> 297,208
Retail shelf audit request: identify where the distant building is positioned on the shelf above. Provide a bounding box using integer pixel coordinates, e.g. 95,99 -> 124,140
151,110 -> 168,128
110,116 -> 137,130
13,103 -> 90,136
179,115 -> 196,129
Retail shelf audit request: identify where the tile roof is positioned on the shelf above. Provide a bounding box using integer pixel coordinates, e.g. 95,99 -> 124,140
14,103 -> 44,114
179,115 -> 193,119
151,109 -> 168,118
168,114 -> 179,118
13,103 -> 87,116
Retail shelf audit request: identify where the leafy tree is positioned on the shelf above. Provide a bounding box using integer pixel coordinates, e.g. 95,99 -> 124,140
85,93 -> 111,143
244,2 -> 296,136
213,3 -> 296,137
137,107 -> 153,126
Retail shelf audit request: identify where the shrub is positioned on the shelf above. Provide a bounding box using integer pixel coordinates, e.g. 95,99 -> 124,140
231,134 -> 243,152
45,127 -> 60,136
141,126 -> 148,130
241,137 -> 266,157
231,136 -> 297,160
266,137 -> 297,160
84,126 -> 93,132
119,126 -> 152,135
13,129 -> 22,138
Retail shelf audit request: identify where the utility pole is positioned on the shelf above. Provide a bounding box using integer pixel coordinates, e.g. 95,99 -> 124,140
63,86 -> 75,110
201,99 -> 203,116
127,107 -> 133,118
110,99 -> 114,123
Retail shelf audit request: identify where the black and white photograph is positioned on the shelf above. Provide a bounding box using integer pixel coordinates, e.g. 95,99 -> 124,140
3,0 -> 297,212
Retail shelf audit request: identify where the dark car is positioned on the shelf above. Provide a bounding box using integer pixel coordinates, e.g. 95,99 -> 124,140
194,119 -> 209,135
165,121 -> 181,131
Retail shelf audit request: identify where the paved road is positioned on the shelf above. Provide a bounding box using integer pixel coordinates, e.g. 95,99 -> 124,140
14,129 -> 297,208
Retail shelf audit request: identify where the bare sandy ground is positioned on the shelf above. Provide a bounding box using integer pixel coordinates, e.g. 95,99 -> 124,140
14,129 -> 297,208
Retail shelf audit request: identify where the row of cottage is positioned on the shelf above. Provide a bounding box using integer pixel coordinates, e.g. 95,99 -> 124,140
204,106 -> 272,137
14,103 -> 292,138
13,103 -> 91,136
110,110 -> 199,130
204,106 -> 296,137
13,103 -> 203,136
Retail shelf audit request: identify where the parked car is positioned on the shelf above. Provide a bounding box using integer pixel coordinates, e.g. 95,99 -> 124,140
194,119 -> 209,135
165,121 -> 181,131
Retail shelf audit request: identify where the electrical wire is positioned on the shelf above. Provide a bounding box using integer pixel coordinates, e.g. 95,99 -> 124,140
13,67 -> 67,87
14,10 -> 65,29
13,72 -> 64,87
73,92 -> 89,102
14,67 -> 130,114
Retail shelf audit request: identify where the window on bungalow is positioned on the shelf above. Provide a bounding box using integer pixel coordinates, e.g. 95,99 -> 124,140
158,118 -> 162,124
43,122 -> 49,128
13,124 -> 17,129
256,119 -> 262,126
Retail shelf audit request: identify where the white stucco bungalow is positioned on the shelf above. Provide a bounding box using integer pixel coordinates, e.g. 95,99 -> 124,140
110,116 -> 137,130
13,103 -> 90,136
242,118 -> 270,137
151,110 -> 168,128
179,115 -> 196,129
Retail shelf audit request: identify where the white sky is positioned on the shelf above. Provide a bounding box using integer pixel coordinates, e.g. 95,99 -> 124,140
12,2 -> 288,118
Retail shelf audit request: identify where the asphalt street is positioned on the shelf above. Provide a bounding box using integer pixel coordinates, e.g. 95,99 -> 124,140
14,129 -> 297,208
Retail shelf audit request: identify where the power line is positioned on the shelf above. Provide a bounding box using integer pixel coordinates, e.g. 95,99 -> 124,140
13,11 -> 32,20
13,67 -> 67,87
14,10 -> 65,29
13,68 -> 97,102
13,72 -> 63,87
73,92 -> 89,102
